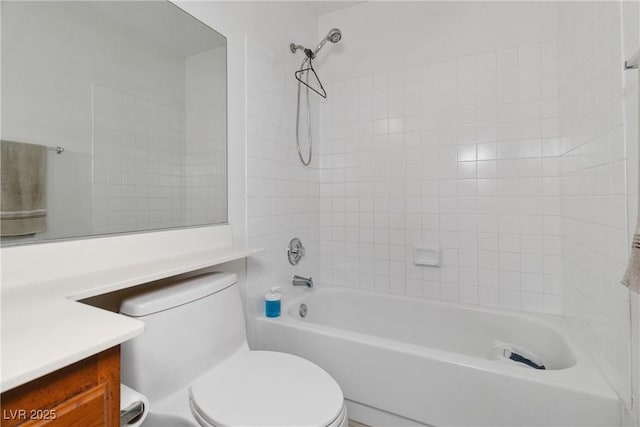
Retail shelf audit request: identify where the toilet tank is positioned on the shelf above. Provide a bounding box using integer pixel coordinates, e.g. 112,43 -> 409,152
119,272 -> 248,401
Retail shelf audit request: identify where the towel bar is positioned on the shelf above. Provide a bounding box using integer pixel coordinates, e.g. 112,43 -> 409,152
47,146 -> 64,154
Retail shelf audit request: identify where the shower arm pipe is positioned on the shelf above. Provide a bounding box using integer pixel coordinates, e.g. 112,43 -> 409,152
290,43 -> 306,53
290,43 -> 314,60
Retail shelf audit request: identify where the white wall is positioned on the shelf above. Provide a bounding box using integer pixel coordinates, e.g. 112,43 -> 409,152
174,2 -> 320,329
175,1 -> 319,246
622,1 -> 640,420
317,2 -> 563,314
185,47 -> 228,226
245,38 -> 321,310
317,1 -> 558,81
91,84 -> 187,234
558,0 -> 639,420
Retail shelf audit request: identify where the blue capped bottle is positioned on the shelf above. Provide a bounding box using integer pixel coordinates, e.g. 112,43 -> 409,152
264,287 -> 281,318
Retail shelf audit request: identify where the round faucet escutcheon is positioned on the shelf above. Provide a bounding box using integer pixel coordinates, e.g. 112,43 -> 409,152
287,237 -> 305,265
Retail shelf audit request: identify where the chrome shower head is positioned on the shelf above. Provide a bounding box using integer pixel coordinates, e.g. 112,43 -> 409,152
327,28 -> 342,43
313,28 -> 342,57
291,28 -> 342,59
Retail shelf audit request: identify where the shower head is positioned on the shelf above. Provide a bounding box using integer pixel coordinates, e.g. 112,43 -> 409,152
327,28 -> 342,43
290,28 -> 342,59
312,28 -> 342,57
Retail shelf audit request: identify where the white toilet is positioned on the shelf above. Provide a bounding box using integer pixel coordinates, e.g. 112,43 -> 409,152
120,272 -> 347,427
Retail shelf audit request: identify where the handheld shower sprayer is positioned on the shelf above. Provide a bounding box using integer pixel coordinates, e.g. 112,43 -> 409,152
313,28 -> 342,57
290,28 -> 342,166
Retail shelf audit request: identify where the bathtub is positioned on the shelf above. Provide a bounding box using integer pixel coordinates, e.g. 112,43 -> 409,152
254,287 -> 621,427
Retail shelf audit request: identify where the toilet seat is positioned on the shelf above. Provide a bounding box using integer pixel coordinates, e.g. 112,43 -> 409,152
189,351 -> 344,427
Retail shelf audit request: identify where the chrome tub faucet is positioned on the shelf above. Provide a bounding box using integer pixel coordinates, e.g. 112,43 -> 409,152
292,275 -> 313,288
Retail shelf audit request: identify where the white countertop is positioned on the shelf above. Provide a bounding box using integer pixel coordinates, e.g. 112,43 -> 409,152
1,285 -> 145,392
1,225 -> 261,392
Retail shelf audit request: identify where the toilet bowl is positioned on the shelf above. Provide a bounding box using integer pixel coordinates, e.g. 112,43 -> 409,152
189,351 -> 346,427
119,272 -> 346,427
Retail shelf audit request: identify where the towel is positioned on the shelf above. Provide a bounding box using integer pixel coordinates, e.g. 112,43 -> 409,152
622,71 -> 640,293
0,140 -> 47,236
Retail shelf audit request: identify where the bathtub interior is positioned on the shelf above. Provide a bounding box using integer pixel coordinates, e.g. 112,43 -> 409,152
257,289 -> 620,427
286,288 -> 576,370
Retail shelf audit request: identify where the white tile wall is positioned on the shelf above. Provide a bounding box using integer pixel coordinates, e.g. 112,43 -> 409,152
558,0 -> 633,409
245,40 -> 321,302
185,48 -> 227,225
92,50 -> 228,234
92,84 -> 187,234
622,0 -> 640,421
318,39 -> 563,314
185,107 -> 226,225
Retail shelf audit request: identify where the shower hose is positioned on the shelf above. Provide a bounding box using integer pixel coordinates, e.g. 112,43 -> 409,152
295,60 -> 312,166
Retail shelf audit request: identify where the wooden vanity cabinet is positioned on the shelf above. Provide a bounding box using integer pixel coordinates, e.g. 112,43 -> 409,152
1,346 -> 120,427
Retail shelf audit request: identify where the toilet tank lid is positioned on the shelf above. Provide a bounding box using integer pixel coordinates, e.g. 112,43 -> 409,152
120,272 -> 237,317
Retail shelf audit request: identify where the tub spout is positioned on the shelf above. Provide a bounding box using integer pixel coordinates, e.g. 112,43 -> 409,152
292,275 -> 313,288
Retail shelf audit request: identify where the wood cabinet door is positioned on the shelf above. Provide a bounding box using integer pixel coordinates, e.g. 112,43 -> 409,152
1,346 -> 120,427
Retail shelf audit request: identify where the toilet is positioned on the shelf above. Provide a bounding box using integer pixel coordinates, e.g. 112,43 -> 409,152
119,272 -> 347,427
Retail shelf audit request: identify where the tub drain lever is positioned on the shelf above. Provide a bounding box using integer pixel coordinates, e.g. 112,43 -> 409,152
507,351 -> 546,370
491,341 -> 547,370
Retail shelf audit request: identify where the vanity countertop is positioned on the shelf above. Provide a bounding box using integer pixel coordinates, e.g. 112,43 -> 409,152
1,284 -> 144,393
1,225 -> 262,392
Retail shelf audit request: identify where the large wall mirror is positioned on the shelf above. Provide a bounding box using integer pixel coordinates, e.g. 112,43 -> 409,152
1,1 -> 227,245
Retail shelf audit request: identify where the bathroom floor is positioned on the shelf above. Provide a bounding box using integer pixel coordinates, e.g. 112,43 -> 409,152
348,420 -> 370,427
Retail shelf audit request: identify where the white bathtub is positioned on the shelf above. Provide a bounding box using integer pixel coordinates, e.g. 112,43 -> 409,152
254,287 -> 621,427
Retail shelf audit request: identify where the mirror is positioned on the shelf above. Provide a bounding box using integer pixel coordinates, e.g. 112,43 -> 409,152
1,1 -> 227,245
